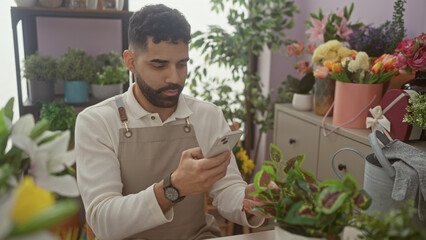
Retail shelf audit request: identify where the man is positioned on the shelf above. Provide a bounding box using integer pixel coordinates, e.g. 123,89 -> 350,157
76,4 -> 265,240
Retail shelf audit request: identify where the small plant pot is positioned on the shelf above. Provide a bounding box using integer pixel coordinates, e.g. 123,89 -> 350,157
91,83 -> 123,100
292,93 -> 313,111
28,80 -> 55,103
64,81 -> 89,104
15,0 -> 37,7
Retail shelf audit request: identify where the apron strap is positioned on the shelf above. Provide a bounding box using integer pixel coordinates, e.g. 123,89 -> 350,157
115,95 -> 132,138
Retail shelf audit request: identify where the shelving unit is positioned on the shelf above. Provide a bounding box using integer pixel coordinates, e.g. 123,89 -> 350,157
11,5 -> 132,116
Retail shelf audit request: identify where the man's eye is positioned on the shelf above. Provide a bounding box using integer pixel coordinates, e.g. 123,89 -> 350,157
179,63 -> 187,68
153,65 -> 165,69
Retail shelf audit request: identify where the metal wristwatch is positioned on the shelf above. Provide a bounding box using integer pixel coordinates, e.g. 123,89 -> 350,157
163,173 -> 185,203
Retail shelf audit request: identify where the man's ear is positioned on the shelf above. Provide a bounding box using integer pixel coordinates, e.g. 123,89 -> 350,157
123,50 -> 136,73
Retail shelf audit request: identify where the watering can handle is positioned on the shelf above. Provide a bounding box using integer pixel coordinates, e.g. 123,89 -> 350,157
368,130 -> 396,178
331,148 -> 365,180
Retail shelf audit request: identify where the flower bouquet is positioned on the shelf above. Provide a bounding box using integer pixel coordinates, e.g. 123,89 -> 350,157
0,98 -> 80,240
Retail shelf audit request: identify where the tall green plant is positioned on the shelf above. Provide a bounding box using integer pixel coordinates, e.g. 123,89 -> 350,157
189,0 -> 298,159
387,0 -> 406,53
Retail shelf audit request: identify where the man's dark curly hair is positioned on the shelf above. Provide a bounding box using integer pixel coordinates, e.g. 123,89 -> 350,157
128,4 -> 191,51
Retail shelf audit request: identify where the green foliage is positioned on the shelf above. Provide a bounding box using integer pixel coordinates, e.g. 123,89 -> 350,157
404,93 -> 426,129
251,144 -> 371,239
388,0 -> 406,54
283,72 -> 315,94
189,0 -> 299,148
40,102 -> 76,134
57,48 -> 96,82
23,51 -> 57,81
357,200 -> 426,240
93,51 -> 129,85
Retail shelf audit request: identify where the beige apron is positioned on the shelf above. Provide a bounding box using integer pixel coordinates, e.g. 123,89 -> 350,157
114,96 -> 222,240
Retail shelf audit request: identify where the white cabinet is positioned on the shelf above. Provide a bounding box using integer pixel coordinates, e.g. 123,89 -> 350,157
273,104 -> 426,186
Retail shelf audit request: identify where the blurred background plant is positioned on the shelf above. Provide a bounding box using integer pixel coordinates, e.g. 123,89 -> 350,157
403,93 -> 426,130
93,51 -> 129,86
0,98 -> 80,240
189,0 -> 299,161
232,146 -> 255,176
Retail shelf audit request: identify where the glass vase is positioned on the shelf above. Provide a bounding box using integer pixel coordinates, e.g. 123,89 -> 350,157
402,71 -> 426,94
313,78 -> 335,116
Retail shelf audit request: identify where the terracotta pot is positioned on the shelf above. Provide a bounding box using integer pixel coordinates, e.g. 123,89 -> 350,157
333,81 -> 383,129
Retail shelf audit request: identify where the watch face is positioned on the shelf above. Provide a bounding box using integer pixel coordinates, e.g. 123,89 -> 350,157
164,187 -> 179,201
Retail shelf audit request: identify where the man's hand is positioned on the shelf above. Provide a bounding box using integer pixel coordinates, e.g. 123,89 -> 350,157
172,147 -> 231,196
242,183 -> 268,218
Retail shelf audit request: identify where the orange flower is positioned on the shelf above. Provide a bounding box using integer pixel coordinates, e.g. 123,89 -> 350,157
383,57 -> 396,71
349,50 -> 357,59
314,66 -> 329,79
324,60 -> 333,71
331,62 -> 342,73
371,61 -> 383,74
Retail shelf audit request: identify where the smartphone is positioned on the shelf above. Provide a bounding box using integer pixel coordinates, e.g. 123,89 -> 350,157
205,130 -> 243,158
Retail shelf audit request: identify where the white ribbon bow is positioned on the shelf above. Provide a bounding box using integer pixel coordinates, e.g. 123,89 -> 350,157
366,105 -> 392,140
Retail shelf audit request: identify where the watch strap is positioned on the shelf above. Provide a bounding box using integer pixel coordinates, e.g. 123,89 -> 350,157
163,173 -> 185,203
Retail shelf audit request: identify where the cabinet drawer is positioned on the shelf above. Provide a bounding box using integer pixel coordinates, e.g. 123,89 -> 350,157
317,131 -> 372,186
274,111 -> 319,175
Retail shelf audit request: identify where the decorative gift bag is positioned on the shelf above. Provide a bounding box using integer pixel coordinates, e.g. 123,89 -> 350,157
366,89 -> 422,141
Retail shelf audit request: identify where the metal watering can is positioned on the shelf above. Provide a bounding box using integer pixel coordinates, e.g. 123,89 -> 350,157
331,131 -> 425,226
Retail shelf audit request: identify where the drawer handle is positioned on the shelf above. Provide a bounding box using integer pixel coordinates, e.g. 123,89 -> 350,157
338,164 -> 347,171
289,138 -> 296,144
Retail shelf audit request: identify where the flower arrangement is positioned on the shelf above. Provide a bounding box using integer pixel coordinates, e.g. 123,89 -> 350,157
0,98 -> 79,239
311,40 -> 355,67
347,23 -> 394,57
305,3 -> 363,43
233,146 -> 255,175
315,50 -> 399,84
250,144 -> 371,238
393,33 -> 426,72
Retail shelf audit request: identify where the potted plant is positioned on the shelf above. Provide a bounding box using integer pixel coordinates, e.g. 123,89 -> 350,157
250,144 -> 371,239
23,51 -> 57,103
92,51 -> 129,100
282,72 -> 315,111
403,93 -> 426,140
57,48 -> 95,104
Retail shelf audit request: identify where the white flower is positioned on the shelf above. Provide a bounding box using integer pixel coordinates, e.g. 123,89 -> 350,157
10,115 -> 79,197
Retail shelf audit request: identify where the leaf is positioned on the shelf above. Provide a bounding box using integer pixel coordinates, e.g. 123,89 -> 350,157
317,186 -> 348,214
298,167 -> 317,184
353,189 -> 372,210
253,169 -> 270,190
10,200 -> 79,236
0,109 -> 9,157
2,98 -> 14,121
283,154 -> 304,174
284,202 -> 319,226
342,174 -> 358,196
269,143 -> 283,163
29,119 -> 49,140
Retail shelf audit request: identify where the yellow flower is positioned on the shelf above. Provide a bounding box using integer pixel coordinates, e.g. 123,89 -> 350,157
326,40 -> 342,51
12,176 -> 55,224
324,51 -> 339,63
312,44 -> 329,65
337,47 -> 351,59
242,159 -> 255,174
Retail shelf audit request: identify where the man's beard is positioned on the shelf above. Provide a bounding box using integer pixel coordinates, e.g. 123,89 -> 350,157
135,70 -> 183,108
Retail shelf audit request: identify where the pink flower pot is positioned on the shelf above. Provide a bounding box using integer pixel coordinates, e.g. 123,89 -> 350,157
333,81 -> 383,129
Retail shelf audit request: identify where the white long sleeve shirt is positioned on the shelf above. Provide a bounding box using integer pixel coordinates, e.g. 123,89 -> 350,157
75,84 -> 264,240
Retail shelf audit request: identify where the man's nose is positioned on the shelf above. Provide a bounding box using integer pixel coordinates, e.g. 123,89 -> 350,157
165,67 -> 180,84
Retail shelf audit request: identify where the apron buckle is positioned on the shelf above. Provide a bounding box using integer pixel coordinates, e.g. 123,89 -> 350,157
123,121 -> 132,138
184,117 -> 191,133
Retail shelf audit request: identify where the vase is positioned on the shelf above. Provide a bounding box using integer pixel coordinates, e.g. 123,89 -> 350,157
292,93 -> 313,111
333,81 -> 383,129
313,78 -> 335,116
390,71 -> 415,89
91,83 -> 123,100
402,71 -> 426,94
64,81 -> 89,104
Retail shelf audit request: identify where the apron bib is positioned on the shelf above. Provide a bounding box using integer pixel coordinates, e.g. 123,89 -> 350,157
115,96 -> 221,240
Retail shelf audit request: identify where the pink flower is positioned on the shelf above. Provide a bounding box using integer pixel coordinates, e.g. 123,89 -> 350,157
336,18 -> 353,40
287,42 -> 305,57
313,66 -> 329,79
306,18 -> 327,42
397,38 -> 415,56
296,60 -> 312,74
308,44 -> 317,55
336,8 -> 345,18
393,52 -> 408,70
407,46 -> 426,71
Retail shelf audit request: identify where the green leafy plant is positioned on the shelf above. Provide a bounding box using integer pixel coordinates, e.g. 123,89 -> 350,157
388,0 -> 406,54
284,73 -> 315,95
356,200 -> 426,240
189,0 -> 298,159
93,51 -> 129,85
57,48 -> 95,82
403,93 -> 426,130
23,51 -> 57,81
250,144 -> 371,239
40,101 -> 76,133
